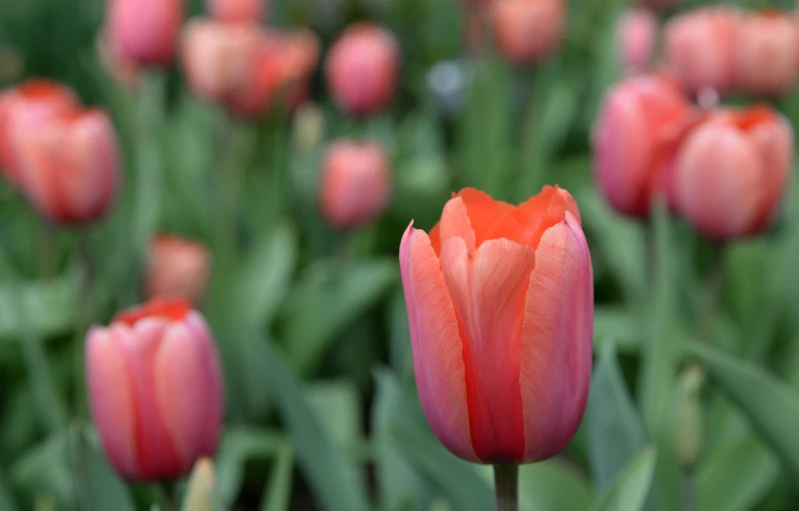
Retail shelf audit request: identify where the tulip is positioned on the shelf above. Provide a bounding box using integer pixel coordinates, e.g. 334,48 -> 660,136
490,0 -> 565,65
320,139 -> 391,228
593,74 -> 696,217
86,298 -> 224,481
399,186 -> 593,464
664,7 -> 740,94
735,10 -> 799,96
326,23 -> 399,118
106,0 -> 183,66
181,20 -> 262,103
14,108 -> 120,225
674,106 -> 793,240
207,0 -> 265,24
147,235 -> 211,304
0,80 -> 78,186
616,9 -> 657,71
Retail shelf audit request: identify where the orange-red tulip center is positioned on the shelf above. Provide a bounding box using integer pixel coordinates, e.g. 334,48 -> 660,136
728,106 -> 778,131
114,297 -> 192,326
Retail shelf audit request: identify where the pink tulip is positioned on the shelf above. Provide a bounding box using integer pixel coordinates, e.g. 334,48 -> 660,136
593,74 -> 696,218
147,235 -> 211,304
664,7 -> 740,94
319,139 -> 392,228
616,9 -> 657,71
0,80 -> 78,186
735,10 -> 799,95
399,186 -> 593,463
15,108 -> 120,225
326,23 -> 399,118
674,106 -> 793,240
87,298 -> 224,481
490,0 -> 565,65
107,0 -> 183,66
207,0 -> 265,24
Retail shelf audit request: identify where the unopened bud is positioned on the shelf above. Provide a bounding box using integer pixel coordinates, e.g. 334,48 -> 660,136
181,458 -> 219,511
672,365 -> 704,471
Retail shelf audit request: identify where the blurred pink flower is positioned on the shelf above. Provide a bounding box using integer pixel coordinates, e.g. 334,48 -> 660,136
147,235 -> 211,305
490,0 -> 565,65
207,0 -> 265,24
107,0 -> 183,66
735,10 -> 799,95
616,9 -> 657,71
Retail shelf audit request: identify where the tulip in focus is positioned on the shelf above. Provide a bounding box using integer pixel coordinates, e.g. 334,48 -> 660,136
616,9 -> 657,71
593,74 -> 695,217
208,0 -> 264,24
674,106 -> 793,240
107,0 -> 183,66
400,186 -> 593,464
87,298 -> 224,481
326,23 -> 399,118
320,139 -> 391,229
664,7 -> 739,94
147,235 -> 211,304
490,0 -> 565,65
735,10 -> 799,96
15,108 -> 120,225
0,80 -> 78,186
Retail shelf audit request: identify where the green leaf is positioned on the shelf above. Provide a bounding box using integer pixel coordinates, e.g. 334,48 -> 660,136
698,436 -> 779,511
182,459 -> 226,511
261,339 -> 370,511
282,258 -> 398,373
69,427 -> 136,511
589,447 -> 657,511
215,427 -> 284,504
0,467 -> 19,511
260,443 -> 295,511
391,423 -> 493,511
305,381 -> 362,454
387,290 -> 414,380
593,307 -> 641,353
585,344 -> 648,493
686,341 -> 799,483
0,272 -> 77,341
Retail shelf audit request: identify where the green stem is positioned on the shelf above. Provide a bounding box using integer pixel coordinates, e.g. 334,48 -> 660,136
74,229 -> 94,419
493,464 -> 518,511
681,470 -> 696,511
698,244 -> 725,344
37,218 -> 57,280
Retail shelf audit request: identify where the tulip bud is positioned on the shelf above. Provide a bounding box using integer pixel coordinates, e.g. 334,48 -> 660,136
490,0 -> 565,65
207,0 -> 265,24
735,10 -> 799,96
181,458 -> 219,511
106,0 -> 183,67
181,20 -> 262,103
671,365 -> 703,471
592,74 -> 696,218
325,23 -> 399,118
15,108 -> 121,225
0,80 -> 78,186
87,298 -> 224,481
664,7 -> 740,94
147,235 -> 211,304
674,106 -> 793,241
399,186 -> 593,463
320,139 -> 392,229
616,9 -> 657,72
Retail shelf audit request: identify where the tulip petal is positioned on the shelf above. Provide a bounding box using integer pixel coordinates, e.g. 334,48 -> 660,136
86,327 -> 138,478
399,224 -> 476,462
519,215 -> 593,462
439,196 -> 476,253
440,236 -> 535,462
185,311 -> 224,455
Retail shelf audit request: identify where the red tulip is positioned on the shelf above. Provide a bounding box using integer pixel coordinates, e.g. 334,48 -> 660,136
490,0 -> 565,65
616,9 -> 657,71
207,0 -> 265,24
593,74 -> 696,217
107,0 -> 183,66
664,7 -> 740,94
14,108 -> 120,225
735,10 -> 799,96
0,80 -> 78,186
674,106 -> 793,240
399,186 -> 593,463
320,139 -> 392,228
87,298 -> 224,481
326,23 -> 399,118
147,235 -> 211,304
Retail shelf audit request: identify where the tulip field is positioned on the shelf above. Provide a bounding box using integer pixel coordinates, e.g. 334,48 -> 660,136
5,0 -> 799,509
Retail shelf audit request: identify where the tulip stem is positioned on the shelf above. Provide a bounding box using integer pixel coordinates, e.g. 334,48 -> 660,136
74,229 -> 94,419
493,464 -> 519,511
682,470 -> 696,511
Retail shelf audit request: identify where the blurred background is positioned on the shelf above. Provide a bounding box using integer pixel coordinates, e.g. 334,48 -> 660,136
3,0 -> 799,509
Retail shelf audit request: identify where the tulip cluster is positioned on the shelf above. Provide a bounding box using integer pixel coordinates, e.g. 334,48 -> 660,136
593,73 -> 793,241
616,5 -> 799,97
0,80 -> 121,225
